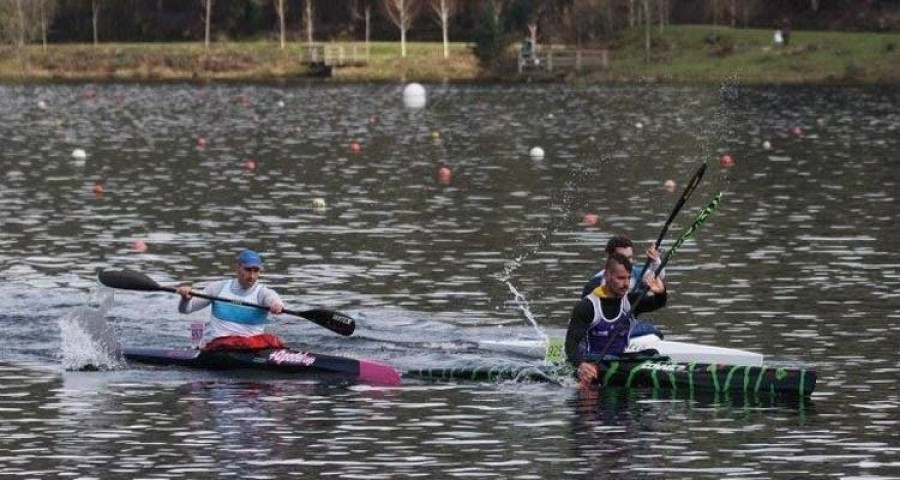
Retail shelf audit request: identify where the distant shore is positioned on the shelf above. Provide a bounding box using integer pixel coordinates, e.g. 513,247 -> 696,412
1,26 -> 898,85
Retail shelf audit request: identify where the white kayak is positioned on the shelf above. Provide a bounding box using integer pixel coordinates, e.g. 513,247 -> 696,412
478,334 -> 764,367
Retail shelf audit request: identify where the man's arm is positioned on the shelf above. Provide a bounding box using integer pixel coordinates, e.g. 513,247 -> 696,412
628,278 -> 667,315
564,299 -> 594,364
258,287 -> 284,314
177,281 -> 223,314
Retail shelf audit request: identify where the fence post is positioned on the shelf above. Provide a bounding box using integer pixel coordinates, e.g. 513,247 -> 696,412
548,51 -> 553,72
602,49 -> 608,69
576,51 -> 582,72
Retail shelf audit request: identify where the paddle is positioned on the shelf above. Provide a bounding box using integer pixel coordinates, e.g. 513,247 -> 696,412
593,191 -> 724,360
98,269 -> 356,336
636,162 -> 707,283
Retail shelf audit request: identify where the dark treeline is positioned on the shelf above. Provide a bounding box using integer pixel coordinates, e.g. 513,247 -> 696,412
10,0 -> 900,46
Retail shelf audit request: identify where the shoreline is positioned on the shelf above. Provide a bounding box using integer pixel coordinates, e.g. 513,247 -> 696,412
2,27 -> 898,87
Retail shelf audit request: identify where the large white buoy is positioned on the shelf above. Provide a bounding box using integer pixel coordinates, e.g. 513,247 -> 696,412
403,83 -> 426,109
529,146 -> 545,159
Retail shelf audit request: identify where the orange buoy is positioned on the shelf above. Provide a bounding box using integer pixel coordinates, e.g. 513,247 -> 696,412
133,240 -> 148,253
350,142 -> 362,153
197,137 -> 208,149
437,166 -> 452,184
664,179 -> 676,192
719,155 -> 735,167
583,213 -> 599,226
243,157 -> 257,171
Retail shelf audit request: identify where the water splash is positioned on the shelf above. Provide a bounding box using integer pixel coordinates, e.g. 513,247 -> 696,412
58,286 -> 122,371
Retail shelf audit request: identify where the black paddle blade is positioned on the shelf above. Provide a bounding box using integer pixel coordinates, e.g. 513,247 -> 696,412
98,269 -> 164,292
292,309 -> 356,336
681,163 -> 707,200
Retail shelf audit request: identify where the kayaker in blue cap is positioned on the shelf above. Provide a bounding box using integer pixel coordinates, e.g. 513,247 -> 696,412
565,252 -> 667,386
176,249 -> 286,351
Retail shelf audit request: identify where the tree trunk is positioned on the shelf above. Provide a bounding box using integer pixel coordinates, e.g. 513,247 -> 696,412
41,0 -> 48,52
440,0 -> 449,59
712,0 -> 718,29
15,0 -> 26,48
365,6 -> 371,60
643,0 -> 651,63
628,0 -> 635,27
730,0 -> 736,27
204,0 -> 211,49
528,23 -> 537,52
305,0 -> 314,46
277,0 -> 285,50
400,0 -> 407,57
92,0 -> 99,46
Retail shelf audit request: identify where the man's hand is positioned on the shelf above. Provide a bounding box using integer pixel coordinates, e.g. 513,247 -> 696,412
269,301 -> 284,315
176,285 -> 193,300
645,244 -> 661,263
577,362 -> 598,388
643,273 -> 665,294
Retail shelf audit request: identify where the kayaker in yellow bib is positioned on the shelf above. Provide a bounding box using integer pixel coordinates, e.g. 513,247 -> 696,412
565,252 -> 667,386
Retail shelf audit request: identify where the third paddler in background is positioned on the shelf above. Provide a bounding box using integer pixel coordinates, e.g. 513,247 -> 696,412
580,234 -> 665,298
177,249 -> 287,351
565,252 -> 667,386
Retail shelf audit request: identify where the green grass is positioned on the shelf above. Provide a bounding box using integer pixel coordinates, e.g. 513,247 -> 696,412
596,25 -> 900,84
0,27 -> 897,84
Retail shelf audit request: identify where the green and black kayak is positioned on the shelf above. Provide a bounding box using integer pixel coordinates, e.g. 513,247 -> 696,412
404,358 -> 816,396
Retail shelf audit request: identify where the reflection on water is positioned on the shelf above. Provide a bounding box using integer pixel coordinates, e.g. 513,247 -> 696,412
0,83 -> 898,478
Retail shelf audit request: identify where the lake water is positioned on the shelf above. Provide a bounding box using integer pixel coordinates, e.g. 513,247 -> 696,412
0,82 -> 898,479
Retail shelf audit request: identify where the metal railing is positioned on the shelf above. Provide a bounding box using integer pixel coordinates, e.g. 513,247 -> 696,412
518,49 -> 609,74
301,44 -> 368,67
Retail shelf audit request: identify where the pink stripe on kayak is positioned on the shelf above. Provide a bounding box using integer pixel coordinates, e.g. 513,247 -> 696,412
358,359 -> 402,386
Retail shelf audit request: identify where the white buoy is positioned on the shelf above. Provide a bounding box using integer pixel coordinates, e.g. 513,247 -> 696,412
312,198 -> 327,211
403,83 -> 426,109
529,147 -> 545,159
37,100 -> 47,109
635,122 -> 644,129
277,100 -> 285,108
762,140 -> 772,150
71,149 -> 87,165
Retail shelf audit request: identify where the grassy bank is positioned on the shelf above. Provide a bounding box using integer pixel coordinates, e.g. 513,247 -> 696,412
0,26 -> 898,84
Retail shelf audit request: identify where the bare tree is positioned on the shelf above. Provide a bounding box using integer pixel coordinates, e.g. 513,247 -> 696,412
15,0 -> 25,48
642,0 -> 651,63
429,0 -> 457,59
91,0 -> 99,46
275,0 -> 286,49
201,0 -> 212,49
39,0 -> 57,51
382,0 -> 421,58
302,0 -> 314,46
351,0 -> 373,59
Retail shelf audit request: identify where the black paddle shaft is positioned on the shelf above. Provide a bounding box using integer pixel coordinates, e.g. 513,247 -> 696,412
636,162 -> 707,282
98,269 -> 355,336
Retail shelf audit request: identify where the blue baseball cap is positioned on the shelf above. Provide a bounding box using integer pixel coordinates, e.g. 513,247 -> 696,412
236,249 -> 264,268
